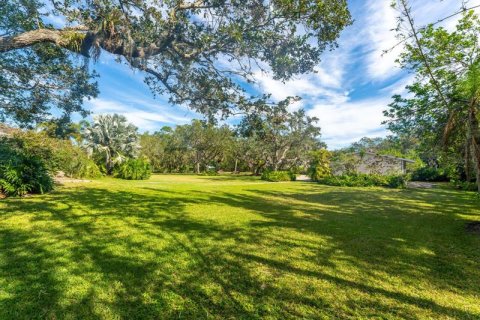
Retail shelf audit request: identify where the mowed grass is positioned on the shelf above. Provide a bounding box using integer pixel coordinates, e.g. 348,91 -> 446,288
0,175 -> 479,319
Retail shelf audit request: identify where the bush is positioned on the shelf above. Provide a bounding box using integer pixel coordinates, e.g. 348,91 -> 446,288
58,145 -> 102,179
308,149 -> 332,181
261,170 -> 296,182
199,166 -> 218,176
319,173 -> 408,189
8,130 -> 101,179
0,128 -> 103,196
114,158 -> 152,180
0,145 -> 53,197
200,170 -> 218,176
386,174 -> 409,189
411,167 -> 449,182
450,180 -> 478,192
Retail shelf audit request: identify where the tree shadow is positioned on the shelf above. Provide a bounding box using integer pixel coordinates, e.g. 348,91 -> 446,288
0,229 -> 63,319
0,183 -> 479,318
194,186 -> 480,316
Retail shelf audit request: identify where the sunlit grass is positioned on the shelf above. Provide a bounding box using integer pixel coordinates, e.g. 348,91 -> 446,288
0,175 -> 479,319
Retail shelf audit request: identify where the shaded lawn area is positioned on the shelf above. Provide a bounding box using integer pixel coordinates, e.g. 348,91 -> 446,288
0,175 -> 479,319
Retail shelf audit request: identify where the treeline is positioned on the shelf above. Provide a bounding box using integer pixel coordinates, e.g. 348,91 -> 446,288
140,106 -> 323,174
0,103 -> 323,196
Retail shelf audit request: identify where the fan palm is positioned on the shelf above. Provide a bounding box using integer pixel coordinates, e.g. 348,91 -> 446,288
83,114 -> 139,175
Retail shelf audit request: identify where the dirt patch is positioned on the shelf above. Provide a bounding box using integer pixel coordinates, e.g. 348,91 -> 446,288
466,222 -> 480,235
296,175 -> 312,182
54,171 -> 91,184
54,177 -> 92,184
408,181 -> 437,189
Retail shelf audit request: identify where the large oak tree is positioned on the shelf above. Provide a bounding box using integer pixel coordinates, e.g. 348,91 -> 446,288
0,0 -> 98,128
238,98 -> 322,172
1,0 -> 351,124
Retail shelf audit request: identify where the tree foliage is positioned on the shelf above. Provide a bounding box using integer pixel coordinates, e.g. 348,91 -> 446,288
0,0 -> 98,127
384,8 -> 480,191
238,99 -> 322,172
308,149 -> 332,181
139,106 -> 322,174
1,0 -> 351,123
140,121 -> 233,173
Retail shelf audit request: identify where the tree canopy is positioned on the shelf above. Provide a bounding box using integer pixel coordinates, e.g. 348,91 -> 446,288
384,3 -> 480,191
138,102 -> 322,174
0,0 -> 98,127
238,99 -> 322,172
1,0 -> 352,125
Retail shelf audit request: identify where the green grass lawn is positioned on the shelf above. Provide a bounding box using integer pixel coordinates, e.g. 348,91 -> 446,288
0,175 -> 479,319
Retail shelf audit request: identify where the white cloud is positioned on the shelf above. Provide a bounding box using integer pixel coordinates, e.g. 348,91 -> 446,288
379,74 -> 416,96
363,0 -> 402,81
308,97 -> 391,149
86,98 -> 193,132
361,0 -> 480,81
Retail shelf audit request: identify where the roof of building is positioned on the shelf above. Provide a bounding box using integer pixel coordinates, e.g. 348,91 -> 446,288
0,123 -> 17,137
355,151 -> 416,163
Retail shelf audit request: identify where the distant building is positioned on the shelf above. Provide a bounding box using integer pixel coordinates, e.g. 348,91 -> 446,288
0,124 -> 15,137
333,152 -> 415,176
0,125 -> 5,136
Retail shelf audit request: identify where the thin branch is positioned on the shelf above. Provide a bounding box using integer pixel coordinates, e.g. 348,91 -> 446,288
385,4 -> 480,54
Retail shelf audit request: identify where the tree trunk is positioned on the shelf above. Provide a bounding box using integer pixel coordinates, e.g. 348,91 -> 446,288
469,106 -> 480,193
234,159 -> 238,173
196,162 -> 200,174
106,154 -> 112,175
465,135 -> 472,181
255,162 -> 266,176
276,146 -> 290,171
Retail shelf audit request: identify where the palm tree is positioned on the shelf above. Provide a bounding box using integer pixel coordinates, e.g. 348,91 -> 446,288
83,114 -> 140,175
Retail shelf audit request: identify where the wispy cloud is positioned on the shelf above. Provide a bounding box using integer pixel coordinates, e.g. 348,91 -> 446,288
86,98 -> 193,132
308,97 -> 391,149
363,0 -> 402,81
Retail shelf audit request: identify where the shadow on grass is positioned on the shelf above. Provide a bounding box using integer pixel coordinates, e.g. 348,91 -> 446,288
0,184 -> 479,319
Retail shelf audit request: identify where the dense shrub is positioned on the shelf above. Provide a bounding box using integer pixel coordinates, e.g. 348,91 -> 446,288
0,128 -> 104,197
308,149 -> 332,181
8,131 -> 101,179
386,174 -> 409,189
0,143 -> 53,196
57,144 -> 102,179
114,158 -> 152,180
450,180 -> 478,192
411,167 -> 449,182
319,173 -> 408,189
261,170 -> 296,182
199,169 -> 218,176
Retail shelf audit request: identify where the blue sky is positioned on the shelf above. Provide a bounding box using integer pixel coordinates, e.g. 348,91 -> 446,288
81,0 -> 480,149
